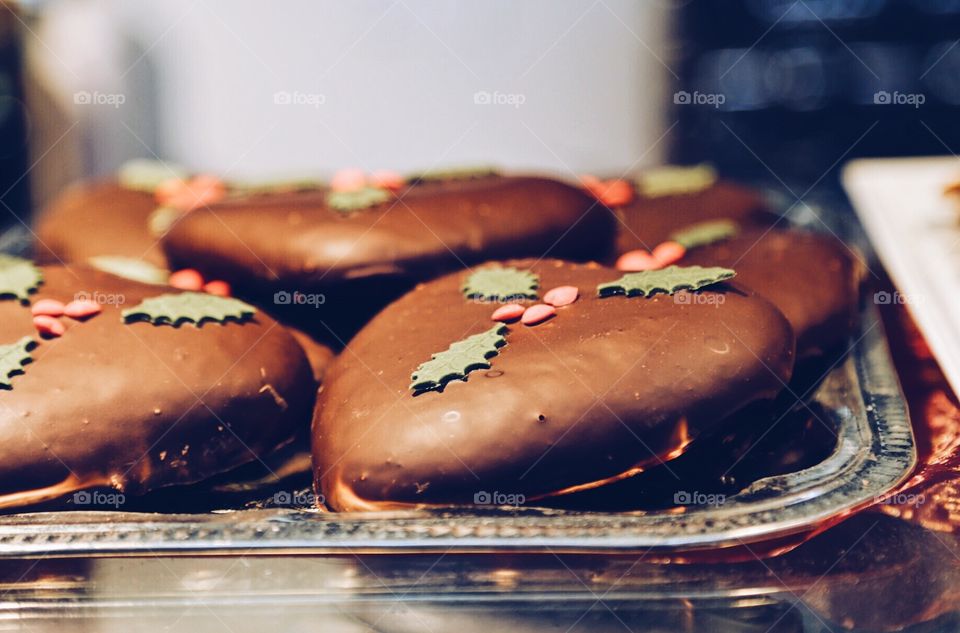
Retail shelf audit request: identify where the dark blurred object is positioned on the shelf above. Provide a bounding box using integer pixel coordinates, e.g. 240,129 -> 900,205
673,0 -> 960,188
0,2 -> 31,227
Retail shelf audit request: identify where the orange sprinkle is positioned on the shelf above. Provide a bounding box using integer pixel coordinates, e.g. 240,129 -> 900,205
330,168 -> 367,192
370,170 -> 405,191
63,300 -> 102,319
491,303 -> 525,322
30,299 -> 65,317
33,315 -> 65,337
543,286 -> 579,307
164,175 -> 226,211
652,241 -> 687,266
203,280 -> 232,297
615,250 -> 660,271
595,179 -> 635,207
169,269 -> 205,291
521,304 -> 556,326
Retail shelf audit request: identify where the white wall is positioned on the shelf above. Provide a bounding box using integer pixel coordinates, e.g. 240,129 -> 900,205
35,0 -> 672,180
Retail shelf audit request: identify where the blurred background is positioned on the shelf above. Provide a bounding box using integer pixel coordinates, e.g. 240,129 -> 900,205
3,0 -> 960,228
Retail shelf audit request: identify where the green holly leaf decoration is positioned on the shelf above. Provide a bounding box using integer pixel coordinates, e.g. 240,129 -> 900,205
462,267 -> 539,302
122,292 -> 256,326
326,187 -> 391,213
411,325 -> 508,393
88,256 -> 170,285
228,177 -> 326,195
597,265 -> 735,298
407,165 -> 498,184
669,219 -> 739,249
117,159 -> 188,193
0,336 -> 34,389
0,254 -> 42,301
637,163 -> 717,198
147,206 -> 184,237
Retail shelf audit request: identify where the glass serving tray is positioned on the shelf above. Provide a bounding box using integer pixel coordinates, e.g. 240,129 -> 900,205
0,196 -> 916,557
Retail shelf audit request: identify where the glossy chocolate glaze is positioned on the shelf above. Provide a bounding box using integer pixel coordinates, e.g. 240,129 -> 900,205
684,228 -> 862,358
34,181 -> 337,379
313,258 -> 795,511
0,266 -> 315,508
612,181 -> 775,252
35,181 -> 166,267
162,176 -> 611,289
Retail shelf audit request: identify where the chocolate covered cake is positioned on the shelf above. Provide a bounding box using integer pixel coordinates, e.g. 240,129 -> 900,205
313,259 -> 795,511
592,166 -> 862,359
24,160 -> 868,516
36,180 -> 166,267
35,159 -> 330,268
0,258 -> 315,508
161,171 -> 611,340
34,161 -> 337,381
682,226 -> 863,357
599,164 -> 776,252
